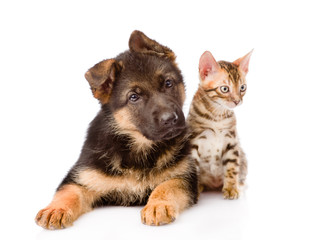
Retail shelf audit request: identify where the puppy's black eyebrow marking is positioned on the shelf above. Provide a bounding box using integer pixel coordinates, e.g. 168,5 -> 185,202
127,85 -> 142,93
133,87 -> 142,93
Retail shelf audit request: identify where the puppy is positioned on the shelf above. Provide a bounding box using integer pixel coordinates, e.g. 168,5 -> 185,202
35,30 -> 198,229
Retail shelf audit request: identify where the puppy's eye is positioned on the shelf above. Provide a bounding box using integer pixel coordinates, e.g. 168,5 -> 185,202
165,79 -> 173,88
240,84 -> 247,92
129,93 -> 140,102
220,86 -> 229,93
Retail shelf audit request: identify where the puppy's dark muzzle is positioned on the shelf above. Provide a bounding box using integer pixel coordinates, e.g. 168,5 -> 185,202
157,110 -> 185,140
160,112 -> 179,127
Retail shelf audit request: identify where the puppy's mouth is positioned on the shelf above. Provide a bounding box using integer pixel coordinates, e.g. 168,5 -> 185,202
157,125 -> 186,140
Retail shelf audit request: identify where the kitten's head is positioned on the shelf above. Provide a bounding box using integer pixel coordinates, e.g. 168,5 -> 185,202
199,50 -> 253,109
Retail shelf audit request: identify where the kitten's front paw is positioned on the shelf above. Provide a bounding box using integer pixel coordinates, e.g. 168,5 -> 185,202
141,201 -> 177,226
222,186 -> 239,200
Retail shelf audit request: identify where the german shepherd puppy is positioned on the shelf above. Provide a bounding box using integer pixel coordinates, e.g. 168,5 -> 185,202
35,31 -> 198,229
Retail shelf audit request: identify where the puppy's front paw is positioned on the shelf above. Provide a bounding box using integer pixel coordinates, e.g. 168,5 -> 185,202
141,201 -> 177,226
35,207 -> 74,230
222,186 -> 239,200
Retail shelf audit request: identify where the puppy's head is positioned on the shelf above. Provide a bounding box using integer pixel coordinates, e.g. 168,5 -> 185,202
85,31 -> 186,142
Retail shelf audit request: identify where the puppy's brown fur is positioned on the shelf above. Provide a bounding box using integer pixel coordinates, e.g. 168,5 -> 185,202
35,31 -> 198,229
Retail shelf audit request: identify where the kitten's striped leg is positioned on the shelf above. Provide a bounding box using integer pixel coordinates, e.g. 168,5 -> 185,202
190,143 -> 204,194
222,143 -> 240,199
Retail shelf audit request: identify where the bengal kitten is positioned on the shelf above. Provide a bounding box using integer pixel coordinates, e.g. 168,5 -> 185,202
187,50 -> 252,199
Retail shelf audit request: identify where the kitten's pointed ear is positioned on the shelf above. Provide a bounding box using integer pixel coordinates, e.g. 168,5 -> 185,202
233,49 -> 253,75
199,51 -> 220,80
85,59 -> 122,104
129,30 -> 176,62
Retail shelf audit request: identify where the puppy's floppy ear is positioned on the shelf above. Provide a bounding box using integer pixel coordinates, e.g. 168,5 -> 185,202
85,59 -> 122,104
129,30 -> 176,62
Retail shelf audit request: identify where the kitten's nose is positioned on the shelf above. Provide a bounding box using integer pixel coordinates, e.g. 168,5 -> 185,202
233,100 -> 240,105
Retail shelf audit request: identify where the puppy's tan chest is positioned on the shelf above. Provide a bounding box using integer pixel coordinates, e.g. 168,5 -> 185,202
75,160 -> 189,198
76,169 -> 154,196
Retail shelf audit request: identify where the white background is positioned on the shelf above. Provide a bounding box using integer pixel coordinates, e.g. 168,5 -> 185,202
1,0 -> 314,239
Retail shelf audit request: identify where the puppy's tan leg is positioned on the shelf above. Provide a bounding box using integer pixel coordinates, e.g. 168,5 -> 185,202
35,184 -> 96,230
141,179 -> 190,226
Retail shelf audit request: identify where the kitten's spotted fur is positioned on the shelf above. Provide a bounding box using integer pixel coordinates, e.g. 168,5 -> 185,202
187,50 -> 252,199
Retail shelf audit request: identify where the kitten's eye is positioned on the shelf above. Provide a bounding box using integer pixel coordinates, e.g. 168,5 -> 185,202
220,86 -> 229,93
240,84 -> 247,92
165,79 -> 173,88
129,93 -> 140,102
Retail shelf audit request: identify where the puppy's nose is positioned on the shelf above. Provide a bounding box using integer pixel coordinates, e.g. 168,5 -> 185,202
160,112 -> 178,126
